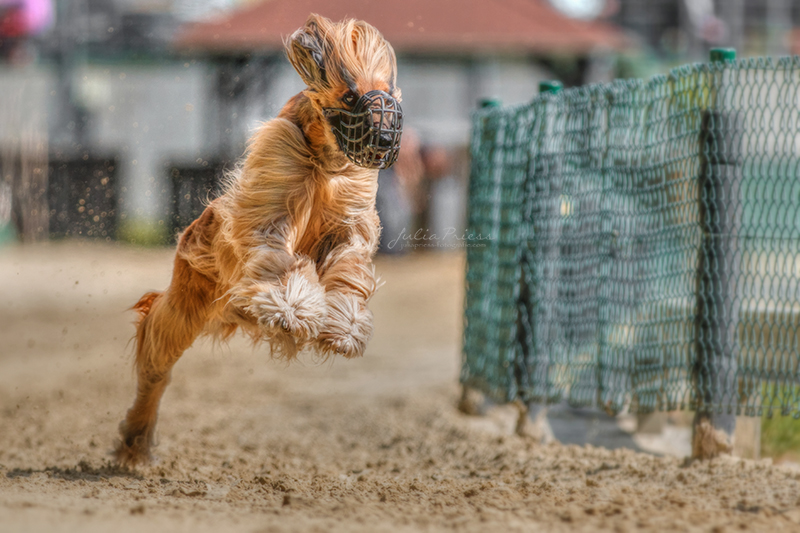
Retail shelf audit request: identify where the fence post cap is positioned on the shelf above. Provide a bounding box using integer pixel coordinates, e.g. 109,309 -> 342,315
539,80 -> 563,94
479,98 -> 501,109
710,48 -> 736,62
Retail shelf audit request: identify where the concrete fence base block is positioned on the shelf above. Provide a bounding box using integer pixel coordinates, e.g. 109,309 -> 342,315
692,415 -> 734,459
515,402 -> 555,444
457,385 -> 487,416
636,412 -> 669,435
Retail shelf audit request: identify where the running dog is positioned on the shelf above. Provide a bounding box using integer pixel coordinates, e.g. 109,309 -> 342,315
114,14 -> 403,466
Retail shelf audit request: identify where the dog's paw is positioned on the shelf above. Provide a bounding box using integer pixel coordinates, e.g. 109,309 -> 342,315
113,420 -> 154,467
248,271 -> 326,352
317,292 -> 373,359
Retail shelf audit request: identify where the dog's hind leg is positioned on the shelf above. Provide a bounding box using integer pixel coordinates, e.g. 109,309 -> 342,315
114,212 -> 218,466
114,259 -> 215,465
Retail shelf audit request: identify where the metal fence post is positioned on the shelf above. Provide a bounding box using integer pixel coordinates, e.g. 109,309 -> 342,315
459,97 -> 503,416
538,81 -> 563,95
515,82 -> 561,441
692,48 -> 742,459
530,81 -> 562,404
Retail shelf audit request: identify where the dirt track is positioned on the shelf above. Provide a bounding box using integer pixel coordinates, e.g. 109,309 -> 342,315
2,242 -> 800,532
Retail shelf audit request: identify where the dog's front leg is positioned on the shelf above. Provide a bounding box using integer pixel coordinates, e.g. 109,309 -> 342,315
316,239 -> 377,358
232,226 -> 326,359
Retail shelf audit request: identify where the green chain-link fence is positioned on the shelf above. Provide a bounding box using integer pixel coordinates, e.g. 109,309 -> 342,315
462,52 -> 800,419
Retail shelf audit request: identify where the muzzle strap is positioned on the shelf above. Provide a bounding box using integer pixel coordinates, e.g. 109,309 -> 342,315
324,90 -> 403,169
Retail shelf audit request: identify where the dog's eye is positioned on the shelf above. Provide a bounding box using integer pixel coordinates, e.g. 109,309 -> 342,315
341,91 -> 358,107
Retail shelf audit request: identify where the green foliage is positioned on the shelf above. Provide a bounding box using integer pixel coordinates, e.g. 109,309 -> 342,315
0,222 -> 16,246
762,414 -> 800,460
117,218 -> 170,247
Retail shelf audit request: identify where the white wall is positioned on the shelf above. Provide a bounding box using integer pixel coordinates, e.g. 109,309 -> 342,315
73,62 -> 210,221
1,55 -> 553,229
258,57 -> 552,148
0,66 -> 53,145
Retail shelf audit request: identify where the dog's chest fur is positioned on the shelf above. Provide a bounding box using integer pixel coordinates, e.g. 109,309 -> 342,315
295,168 -> 378,261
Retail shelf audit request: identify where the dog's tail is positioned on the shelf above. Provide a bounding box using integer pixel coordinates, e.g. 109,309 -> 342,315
132,291 -> 162,321
125,291 -> 164,381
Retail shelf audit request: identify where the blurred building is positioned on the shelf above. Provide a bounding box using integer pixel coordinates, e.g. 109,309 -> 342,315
176,0 -> 626,152
174,0 -> 625,247
3,0 -> 626,242
611,0 -> 800,58
4,0 -> 800,244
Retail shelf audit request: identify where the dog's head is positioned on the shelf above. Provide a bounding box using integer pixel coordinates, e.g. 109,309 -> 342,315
286,14 -> 403,169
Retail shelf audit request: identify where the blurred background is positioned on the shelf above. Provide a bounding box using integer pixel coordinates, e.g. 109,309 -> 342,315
1,0 -> 800,470
1,0 -> 799,250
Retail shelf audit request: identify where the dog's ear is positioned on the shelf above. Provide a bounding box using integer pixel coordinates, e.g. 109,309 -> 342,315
286,15 -> 330,89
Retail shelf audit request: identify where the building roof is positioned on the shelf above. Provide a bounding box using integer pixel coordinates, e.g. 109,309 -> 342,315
176,0 -> 627,55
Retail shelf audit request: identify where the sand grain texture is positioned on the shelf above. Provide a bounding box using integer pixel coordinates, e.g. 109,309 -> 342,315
1,242 -> 800,532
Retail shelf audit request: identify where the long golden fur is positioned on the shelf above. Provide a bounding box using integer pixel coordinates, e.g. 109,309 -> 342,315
113,14 -> 400,466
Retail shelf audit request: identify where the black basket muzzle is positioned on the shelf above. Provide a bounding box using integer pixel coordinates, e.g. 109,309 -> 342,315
323,90 -> 403,170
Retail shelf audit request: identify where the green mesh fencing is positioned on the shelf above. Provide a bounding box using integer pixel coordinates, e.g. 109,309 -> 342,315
462,55 -> 800,418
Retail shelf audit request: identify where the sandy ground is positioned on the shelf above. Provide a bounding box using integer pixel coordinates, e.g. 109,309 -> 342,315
2,242 -> 800,532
